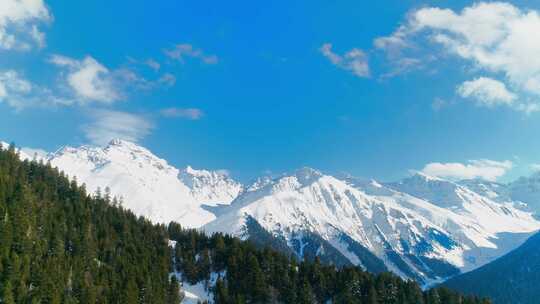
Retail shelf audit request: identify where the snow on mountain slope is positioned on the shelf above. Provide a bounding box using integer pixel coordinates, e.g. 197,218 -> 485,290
387,174 -> 537,238
379,175 -> 539,272
457,179 -> 511,204
204,169 -> 540,285
47,139 -> 242,227
179,166 -> 243,207
0,141 -> 45,161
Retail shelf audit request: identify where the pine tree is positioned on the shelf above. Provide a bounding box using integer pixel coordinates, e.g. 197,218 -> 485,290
2,280 -> 16,304
214,278 -> 229,304
167,276 -> 181,304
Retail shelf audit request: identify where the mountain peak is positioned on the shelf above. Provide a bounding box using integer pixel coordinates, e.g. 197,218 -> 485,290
408,171 -> 447,183
292,167 -> 323,182
107,138 -> 130,146
105,138 -> 148,151
184,165 -> 230,178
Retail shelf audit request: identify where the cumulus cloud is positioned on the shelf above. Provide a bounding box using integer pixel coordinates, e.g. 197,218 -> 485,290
160,107 -> 204,120
0,70 -> 71,109
421,159 -> 513,181
49,55 -> 120,103
376,2 -> 540,112
164,44 -> 218,65
457,77 -> 517,107
0,0 -> 51,50
320,43 -> 370,78
1,54 -> 176,110
83,109 -> 153,146
49,54 -> 174,105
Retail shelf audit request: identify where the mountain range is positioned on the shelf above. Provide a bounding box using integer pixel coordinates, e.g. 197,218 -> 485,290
4,139 -> 540,287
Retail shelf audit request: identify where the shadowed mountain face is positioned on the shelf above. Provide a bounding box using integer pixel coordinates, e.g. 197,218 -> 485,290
442,231 -> 540,304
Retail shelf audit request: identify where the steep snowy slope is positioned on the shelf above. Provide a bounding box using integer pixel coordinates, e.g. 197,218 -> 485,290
458,179 -> 512,204
47,139 -> 242,227
382,174 -> 539,271
179,166 -> 243,207
204,169 -> 540,285
387,173 -> 537,238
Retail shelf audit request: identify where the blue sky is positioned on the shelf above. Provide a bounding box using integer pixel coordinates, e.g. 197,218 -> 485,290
2,0 -> 540,182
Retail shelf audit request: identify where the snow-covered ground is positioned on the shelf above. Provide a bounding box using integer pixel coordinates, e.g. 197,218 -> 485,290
168,240 -> 221,304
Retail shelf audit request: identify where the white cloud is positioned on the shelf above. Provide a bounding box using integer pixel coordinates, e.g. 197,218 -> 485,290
0,70 -> 71,109
374,27 -> 410,57
158,73 -> 176,86
50,55 -> 177,104
145,58 -> 160,71
83,109 -> 153,146
421,159 -> 513,181
50,55 -> 120,104
530,163 -> 540,171
0,70 -> 31,108
160,107 -> 204,120
0,0 -> 51,50
164,44 -> 218,64
320,43 -> 370,78
377,2 -> 540,112
0,54 -> 173,110
457,77 -> 517,107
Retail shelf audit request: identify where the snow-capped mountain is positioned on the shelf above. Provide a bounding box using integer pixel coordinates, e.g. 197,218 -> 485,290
204,169 -> 540,285
5,139 -> 540,285
457,179 -> 511,204
179,166 -> 243,207
46,139 -> 242,227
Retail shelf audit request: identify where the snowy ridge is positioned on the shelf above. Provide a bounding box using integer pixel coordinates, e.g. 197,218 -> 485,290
204,169 -> 540,284
46,139 -> 242,227
179,166 -> 243,207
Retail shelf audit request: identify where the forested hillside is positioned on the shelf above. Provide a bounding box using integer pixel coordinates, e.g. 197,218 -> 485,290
0,144 -> 178,303
442,231 -> 540,304
0,144 -> 490,303
169,225 -> 491,304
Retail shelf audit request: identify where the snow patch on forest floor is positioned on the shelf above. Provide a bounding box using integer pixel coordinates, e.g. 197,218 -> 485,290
168,241 -> 222,304
180,272 -> 223,304
181,280 -> 213,304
